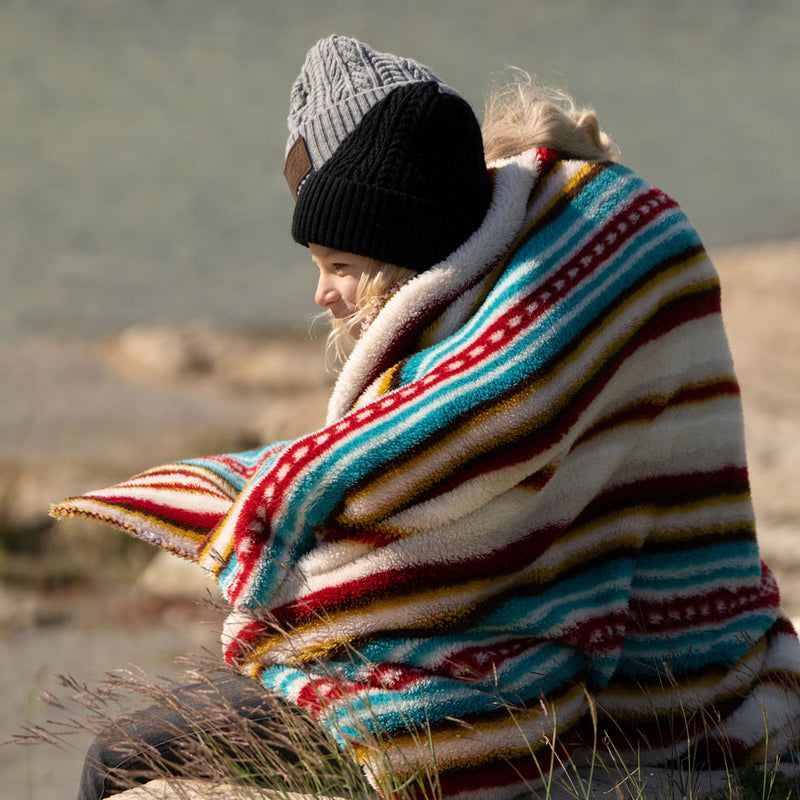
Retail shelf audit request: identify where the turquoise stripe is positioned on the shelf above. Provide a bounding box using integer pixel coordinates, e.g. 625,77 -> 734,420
482,561 -> 635,633
399,166 -> 630,380
631,569 -> 764,601
260,665 -> 306,699
488,645 -> 587,698
633,540 -> 761,580
320,676 -> 523,739
518,211 -> 698,370
402,164 -> 657,383
321,646 -> 587,741
203,441 -> 311,605
394,207 -> 697,425
358,630 -> 519,667
216,553 -> 239,596
340,640 -> 583,698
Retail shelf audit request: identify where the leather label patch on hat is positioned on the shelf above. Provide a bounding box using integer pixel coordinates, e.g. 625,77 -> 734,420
284,136 -> 313,200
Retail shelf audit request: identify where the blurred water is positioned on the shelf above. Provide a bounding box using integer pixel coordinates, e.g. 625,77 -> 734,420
2,0 -> 799,340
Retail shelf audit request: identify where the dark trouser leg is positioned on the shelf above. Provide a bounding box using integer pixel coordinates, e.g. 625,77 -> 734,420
77,670 -> 325,800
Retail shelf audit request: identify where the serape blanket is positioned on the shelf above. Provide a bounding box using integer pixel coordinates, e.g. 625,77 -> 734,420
53,148 -> 800,799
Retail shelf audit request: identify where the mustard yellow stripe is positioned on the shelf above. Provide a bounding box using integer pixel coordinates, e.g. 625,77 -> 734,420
248,513 -> 672,660
247,578 -> 501,664
127,464 -> 241,502
199,525 -> 234,568
554,494 -> 751,550
519,501 -> 752,590
54,498 -> 206,541
376,361 -> 403,398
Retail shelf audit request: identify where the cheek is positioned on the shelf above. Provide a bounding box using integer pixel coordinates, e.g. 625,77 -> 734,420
340,276 -> 360,309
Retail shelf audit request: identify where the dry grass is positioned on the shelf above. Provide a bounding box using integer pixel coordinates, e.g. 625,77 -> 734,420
8,649 -> 800,800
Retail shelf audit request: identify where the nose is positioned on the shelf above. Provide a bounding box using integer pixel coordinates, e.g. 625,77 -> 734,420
315,273 -> 339,309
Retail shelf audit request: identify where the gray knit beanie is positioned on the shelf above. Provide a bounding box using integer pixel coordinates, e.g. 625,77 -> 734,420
284,34 -> 448,197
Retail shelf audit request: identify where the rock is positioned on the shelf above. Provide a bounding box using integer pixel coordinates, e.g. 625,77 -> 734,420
0,330 -> 331,567
102,323 -> 332,394
108,765 -> 800,800
109,779 -> 347,799
137,551 -> 220,602
244,387 -> 330,444
1,463 -> 126,538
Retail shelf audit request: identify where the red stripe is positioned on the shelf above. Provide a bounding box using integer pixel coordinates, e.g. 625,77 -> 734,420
761,669 -> 800,694
434,738 -> 571,798
294,675 -> 370,714
266,523 -> 566,626
629,579 -> 779,636
203,455 -> 263,480
576,466 -> 750,524
561,609 -> 629,653
90,496 -> 224,532
770,616 -> 799,638
573,693 -> 746,760
442,636 -> 548,679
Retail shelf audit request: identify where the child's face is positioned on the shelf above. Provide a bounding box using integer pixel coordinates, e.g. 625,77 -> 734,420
310,243 -> 371,320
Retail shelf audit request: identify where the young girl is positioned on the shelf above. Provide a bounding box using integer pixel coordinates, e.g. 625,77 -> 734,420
312,70 -> 618,362
56,35 -> 800,800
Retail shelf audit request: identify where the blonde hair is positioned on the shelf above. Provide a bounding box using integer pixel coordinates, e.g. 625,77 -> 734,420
317,260 -> 416,366
481,69 -> 619,164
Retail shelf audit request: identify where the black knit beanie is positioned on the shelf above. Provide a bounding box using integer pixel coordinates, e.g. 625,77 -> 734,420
291,81 -> 491,272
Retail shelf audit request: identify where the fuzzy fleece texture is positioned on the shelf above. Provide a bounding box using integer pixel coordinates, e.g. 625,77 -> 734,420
52,148 -> 800,800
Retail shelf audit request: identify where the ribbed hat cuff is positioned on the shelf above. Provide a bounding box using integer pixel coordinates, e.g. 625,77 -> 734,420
292,172 -> 469,272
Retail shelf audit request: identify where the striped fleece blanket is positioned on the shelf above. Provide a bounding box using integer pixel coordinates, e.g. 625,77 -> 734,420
52,147 -> 800,799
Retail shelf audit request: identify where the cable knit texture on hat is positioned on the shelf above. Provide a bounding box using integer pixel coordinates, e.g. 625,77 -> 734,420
291,81 -> 492,272
286,34 -> 446,171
